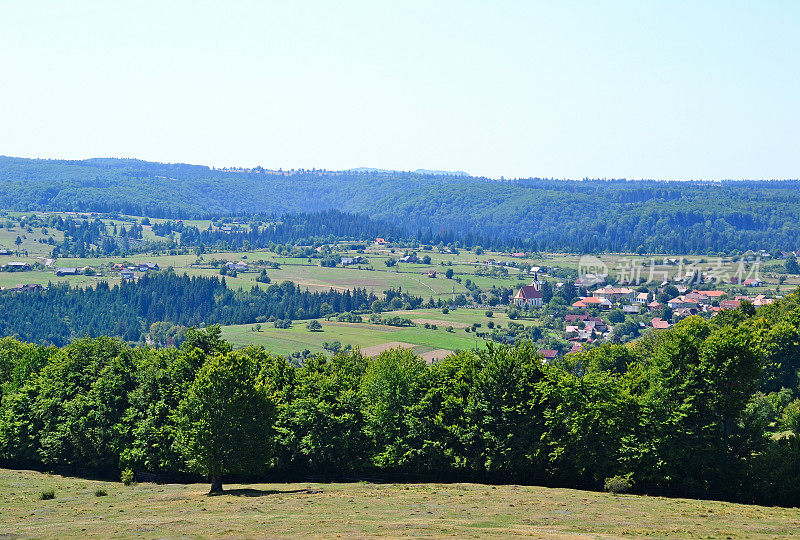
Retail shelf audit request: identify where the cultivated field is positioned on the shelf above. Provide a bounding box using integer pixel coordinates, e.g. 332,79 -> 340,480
219,307 -> 499,357
1,468 -> 798,538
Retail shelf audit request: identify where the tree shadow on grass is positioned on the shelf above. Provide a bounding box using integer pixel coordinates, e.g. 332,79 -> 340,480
209,488 -> 323,497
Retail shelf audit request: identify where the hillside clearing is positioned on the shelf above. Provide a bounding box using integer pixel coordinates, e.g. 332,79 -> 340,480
1,469 -> 798,538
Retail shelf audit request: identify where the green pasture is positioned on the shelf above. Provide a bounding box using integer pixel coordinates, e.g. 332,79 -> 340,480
220,309 -> 493,356
2,468 -> 798,539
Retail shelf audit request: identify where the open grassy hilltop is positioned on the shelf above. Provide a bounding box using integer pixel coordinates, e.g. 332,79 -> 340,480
1,469 -> 798,539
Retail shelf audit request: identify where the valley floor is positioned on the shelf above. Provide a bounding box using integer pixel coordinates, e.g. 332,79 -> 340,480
1,469 -> 798,538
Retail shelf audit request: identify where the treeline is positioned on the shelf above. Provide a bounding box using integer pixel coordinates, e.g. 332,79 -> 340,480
155,210 -> 404,249
2,294 -> 800,504
0,272 -> 381,345
3,156 -> 800,253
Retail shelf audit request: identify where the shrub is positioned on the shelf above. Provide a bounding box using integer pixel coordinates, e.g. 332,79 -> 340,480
95,488 -> 108,497
604,474 -> 633,494
121,468 -> 135,486
485,310 -> 493,318
39,489 -> 55,500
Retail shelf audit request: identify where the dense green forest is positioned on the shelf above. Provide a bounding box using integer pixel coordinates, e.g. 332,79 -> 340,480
3,156 -> 800,254
0,272 -> 397,346
1,293 -> 800,503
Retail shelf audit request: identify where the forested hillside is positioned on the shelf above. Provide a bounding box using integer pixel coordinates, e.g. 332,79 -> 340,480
0,273 -> 388,346
2,156 -> 800,253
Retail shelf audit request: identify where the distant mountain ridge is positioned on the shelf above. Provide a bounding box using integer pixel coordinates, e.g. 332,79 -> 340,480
1,155 -> 800,253
347,167 -> 469,176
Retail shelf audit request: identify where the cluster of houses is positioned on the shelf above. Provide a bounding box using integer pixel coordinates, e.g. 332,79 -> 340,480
663,290 -> 774,321
55,266 -> 94,276
482,258 -> 521,268
564,313 -> 609,349
113,262 -> 160,280
521,277 -> 780,363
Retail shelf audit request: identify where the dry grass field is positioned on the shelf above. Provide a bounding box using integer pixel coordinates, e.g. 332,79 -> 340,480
1,469 -> 799,538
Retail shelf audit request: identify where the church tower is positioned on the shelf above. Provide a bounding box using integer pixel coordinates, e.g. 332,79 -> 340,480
531,271 -> 542,291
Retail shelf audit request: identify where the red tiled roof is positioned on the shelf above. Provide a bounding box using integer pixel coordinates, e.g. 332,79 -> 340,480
651,318 -> 670,329
514,286 -> 543,300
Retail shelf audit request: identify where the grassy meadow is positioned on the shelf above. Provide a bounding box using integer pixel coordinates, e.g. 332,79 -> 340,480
1,468 -> 798,539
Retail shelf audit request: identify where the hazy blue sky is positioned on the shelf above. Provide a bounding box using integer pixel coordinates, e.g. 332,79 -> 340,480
1,1 -> 798,179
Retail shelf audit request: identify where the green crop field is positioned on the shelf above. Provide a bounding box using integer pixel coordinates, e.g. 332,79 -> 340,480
1,468 -> 798,538
219,307 -> 500,357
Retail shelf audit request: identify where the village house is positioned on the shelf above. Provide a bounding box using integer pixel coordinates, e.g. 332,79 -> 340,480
692,289 -> 726,300
667,297 -> 687,309
55,267 -> 81,276
592,286 -> 634,302
11,283 -> 43,292
651,318 -> 671,330
119,269 -> 135,280
647,301 -> 663,311
572,296 -> 602,308
538,349 -> 558,363
5,262 -> 31,271
568,342 -> 584,354
375,238 -> 387,245
720,299 -> 741,310
427,269 -> 437,278
752,295 -> 775,307
136,263 -> 160,272
633,292 -> 649,304
673,307 -> 697,320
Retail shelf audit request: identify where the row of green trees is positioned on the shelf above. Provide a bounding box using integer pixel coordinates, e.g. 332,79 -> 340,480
2,292 -> 800,503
